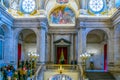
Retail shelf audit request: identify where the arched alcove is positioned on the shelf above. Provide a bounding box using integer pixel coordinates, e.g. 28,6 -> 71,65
18,29 -> 37,62
86,29 -> 108,71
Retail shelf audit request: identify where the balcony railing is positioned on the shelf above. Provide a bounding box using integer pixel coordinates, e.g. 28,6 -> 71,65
34,64 -> 84,80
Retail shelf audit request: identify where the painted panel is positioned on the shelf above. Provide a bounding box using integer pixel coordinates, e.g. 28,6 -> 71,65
50,6 -> 75,24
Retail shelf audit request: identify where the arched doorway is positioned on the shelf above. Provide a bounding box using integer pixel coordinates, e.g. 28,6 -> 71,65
18,29 -> 37,62
54,38 -> 71,64
86,29 -> 108,71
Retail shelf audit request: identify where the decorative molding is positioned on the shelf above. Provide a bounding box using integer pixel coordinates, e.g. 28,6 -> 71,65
13,17 -> 48,28
54,38 -> 71,45
77,16 -> 112,28
112,9 -> 120,26
0,4 -> 13,26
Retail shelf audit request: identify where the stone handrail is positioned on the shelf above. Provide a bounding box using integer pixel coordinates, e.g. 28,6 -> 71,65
33,64 -> 84,80
45,64 -> 79,71
78,64 -> 84,80
45,64 -> 83,80
34,65 -> 42,80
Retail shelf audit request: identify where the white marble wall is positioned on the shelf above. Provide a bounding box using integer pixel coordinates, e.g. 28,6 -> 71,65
86,43 -> 104,69
114,25 -> 120,65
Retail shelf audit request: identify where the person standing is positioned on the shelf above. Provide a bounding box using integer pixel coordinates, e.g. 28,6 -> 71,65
7,69 -> 13,80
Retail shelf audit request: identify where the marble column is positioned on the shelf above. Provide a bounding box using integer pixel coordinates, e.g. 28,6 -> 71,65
80,0 -> 87,9
107,29 -> 114,64
40,0 -> 45,9
4,35 -> 11,63
12,28 -> 18,68
70,34 -> 74,62
114,27 -> 120,65
50,34 -> 54,63
73,34 -> 77,61
46,34 -> 50,63
36,0 -> 41,9
77,28 -> 87,64
37,22 -> 47,64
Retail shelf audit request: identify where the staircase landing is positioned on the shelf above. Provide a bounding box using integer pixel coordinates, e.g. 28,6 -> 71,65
86,72 -> 116,80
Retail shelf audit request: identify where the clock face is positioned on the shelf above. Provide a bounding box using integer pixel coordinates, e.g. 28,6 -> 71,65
89,0 -> 104,13
22,0 -> 35,13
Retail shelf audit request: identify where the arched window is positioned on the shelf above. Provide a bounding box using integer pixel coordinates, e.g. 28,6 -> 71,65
20,0 -> 36,14
88,0 -> 104,13
0,28 -> 4,60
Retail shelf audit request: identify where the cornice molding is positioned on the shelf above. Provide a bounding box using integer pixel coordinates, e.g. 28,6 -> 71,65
77,16 -> 112,28
78,16 -> 111,22
14,17 -> 48,32
0,4 -> 13,26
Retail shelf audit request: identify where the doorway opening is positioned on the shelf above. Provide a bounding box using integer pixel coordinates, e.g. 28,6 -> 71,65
54,38 -> 71,64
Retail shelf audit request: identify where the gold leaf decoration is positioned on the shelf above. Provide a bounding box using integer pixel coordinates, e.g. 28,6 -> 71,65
30,10 -> 37,15
17,11 -> 24,16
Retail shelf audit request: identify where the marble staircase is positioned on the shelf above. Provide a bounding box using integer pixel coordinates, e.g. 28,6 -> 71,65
86,72 -> 116,80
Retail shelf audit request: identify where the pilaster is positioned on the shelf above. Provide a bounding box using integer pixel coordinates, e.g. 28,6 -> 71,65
37,22 -> 47,64
80,0 -> 86,9
50,34 -> 54,63
12,29 -> 18,68
70,34 -> 74,62
109,29 -> 114,63
77,28 -> 87,64
114,26 -> 120,65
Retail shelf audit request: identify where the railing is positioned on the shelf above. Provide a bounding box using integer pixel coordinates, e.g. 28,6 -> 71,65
33,65 -> 43,80
78,64 -> 84,80
33,64 -> 84,80
45,64 -> 79,71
